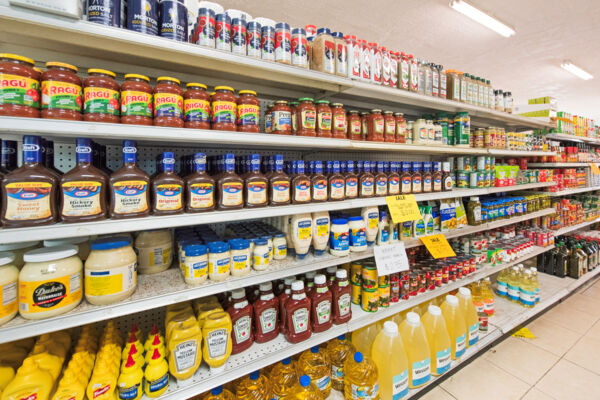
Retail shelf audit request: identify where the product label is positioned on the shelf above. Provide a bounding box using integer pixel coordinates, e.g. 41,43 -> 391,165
497,280 -> 508,296
209,256 -> 230,276
147,373 -> 168,393
84,87 -> 119,115
373,118 -> 384,134
233,315 -> 251,343
173,339 -> 199,372
315,374 -> 331,392
301,110 -> 316,129
4,182 -> 52,221
291,307 -> 309,333
121,90 -> 152,117
468,322 -> 479,345
183,259 -> 208,280
350,227 -> 367,247
142,246 -> 172,268
484,299 -> 494,314
436,347 -> 451,375
334,114 -> 346,131
93,384 -> 112,399
349,120 -> 361,136
520,288 -> 536,306
338,293 -> 351,316
346,177 -> 358,197
189,183 -> 214,209
112,180 -> 148,214
154,184 -> 182,211
315,218 -> 329,237
154,93 -> 183,118
298,219 -> 311,240
318,111 -> 332,131
316,299 -> 331,324
313,179 -> 327,200
332,364 -> 344,384
401,60 -> 409,89
361,177 -> 374,196
18,272 -> 82,314
388,177 -> 400,194
351,382 -> 378,399
206,328 -> 229,358
246,181 -> 267,205
507,284 -> 520,301
392,370 -> 409,399
119,382 -> 141,399
211,100 -> 236,124
184,98 -> 210,123
0,281 -> 17,319
331,230 -> 350,251
324,40 -> 336,74
330,178 -> 345,199
294,179 -> 311,202
0,73 -> 39,107
271,180 -> 290,202
273,110 -> 292,132
259,307 -> 278,333
375,177 -> 387,195
85,262 -> 136,297
411,358 -> 431,387
455,333 -> 466,357
41,81 -> 81,110
61,181 -> 103,217
221,182 -> 243,206
232,254 -> 249,271
253,251 -> 269,267
237,104 -> 259,126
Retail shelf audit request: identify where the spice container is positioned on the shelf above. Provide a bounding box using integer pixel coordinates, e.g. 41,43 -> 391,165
291,28 -> 308,68
246,21 -> 261,58
311,28 -> 335,74
275,22 -> 292,64
332,31 -> 347,77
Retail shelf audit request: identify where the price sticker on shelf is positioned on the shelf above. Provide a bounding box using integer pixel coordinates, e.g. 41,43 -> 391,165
590,163 -> 600,175
386,194 -> 422,224
373,242 -> 410,276
420,234 -> 456,259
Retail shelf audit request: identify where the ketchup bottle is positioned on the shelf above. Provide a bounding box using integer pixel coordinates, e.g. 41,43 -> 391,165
285,280 -> 312,343
227,288 -> 254,354
309,274 -> 333,333
332,269 -> 352,324
253,282 -> 279,343
278,277 -> 294,335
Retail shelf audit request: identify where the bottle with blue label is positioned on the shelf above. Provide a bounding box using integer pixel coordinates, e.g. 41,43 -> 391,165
377,211 -> 391,245
375,161 -> 388,196
358,160 -> 375,198
311,161 -> 328,202
328,160 -> 345,201
292,160 -> 311,204
152,151 -> 184,215
267,154 -> 290,206
343,160 -> 359,199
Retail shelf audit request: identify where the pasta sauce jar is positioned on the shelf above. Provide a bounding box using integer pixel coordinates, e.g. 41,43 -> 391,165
41,62 -> 82,120
153,76 -> 184,127
183,82 -> 210,129
211,86 -> 237,131
120,74 -> 153,125
295,97 -> 316,137
271,100 -> 292,135
0,53 -> 40,118
83,68 -> 120,123
331,103 -> 347,139
367,109 -> 384,142
237,90 -> 260,132
315,100 -> 332,138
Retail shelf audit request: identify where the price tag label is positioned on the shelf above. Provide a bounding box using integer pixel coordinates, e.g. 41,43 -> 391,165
590,163 -> 600,175
420,234 -> 456,259
386,194 -> 422,224
373,242 -> 410,276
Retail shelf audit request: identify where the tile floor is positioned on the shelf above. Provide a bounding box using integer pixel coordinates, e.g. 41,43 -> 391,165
417,276 -> 600,400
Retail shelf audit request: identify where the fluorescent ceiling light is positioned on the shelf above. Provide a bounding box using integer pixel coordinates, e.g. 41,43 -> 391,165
449,0 -> 516,37
561,61 -> 593,80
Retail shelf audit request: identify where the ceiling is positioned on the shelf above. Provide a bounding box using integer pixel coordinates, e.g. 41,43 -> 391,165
212,0 -> 600,120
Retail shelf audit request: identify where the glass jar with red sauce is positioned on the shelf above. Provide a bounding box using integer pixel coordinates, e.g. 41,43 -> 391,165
332,269 -> 352,324
360,112 -> 369,140
367,109 -> 384,142
153,76 -> 184,127
120,74 -> 153,125
383,110 -> 396,142
309,274 -> 332,333
83,68 -> 120,123
289,101 -> 299,134
271,100 -> 292,135
346,110 -> 361,140
0,53 -> 40,118
253,282 -> 279,343
285,280 -> 312,343
211,86 -> 237,131
395,112 -> 407,143
296,97 -> 316,137
331,103 -> 347,139
183,82 -> 210,129
315,100 -> 332,138
41,62 -> 82,120
227,288 -> 254,354
237,90 -> 260,133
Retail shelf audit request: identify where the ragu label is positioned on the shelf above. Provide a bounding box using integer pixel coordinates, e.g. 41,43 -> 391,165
18,272 -> 81,314
4,182 -> 52,221
184,98 -> 210,123
221,182 -> 243,206
83,87 -> 119,115
237,104 -> 259,126
61,181 -> 103,217
121,90 -> 152,117
246,181 -> 267,204
324,40 -> 336,74
112,180 -> 148,214
212,100 -> 236,124
301,110 -> 316,129
271,180 -> 290,203
0,73 -> 39,108
41,81 -> 82,111
155,184 -> 182,211
154,93 -> 183,118
189,183 -> 214,209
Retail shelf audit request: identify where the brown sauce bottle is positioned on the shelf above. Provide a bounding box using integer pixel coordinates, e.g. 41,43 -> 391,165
1,135 -> 58,227
268,154 -> 290,206
310,161 -> 328,202
185,152 -> 215,212
243,154 -> 268,208
217,153 -> 244,210
327,160 -> 345,201
109,140 -> 150,219
59,138 -> 108,223
152,151 -> 184,215
291,160 -> 311,204
343,160 -> 358,199
374,161 -> 388,197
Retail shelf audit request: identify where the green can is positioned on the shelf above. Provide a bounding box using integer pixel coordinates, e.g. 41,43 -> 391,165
469,171 -> 484,188
454,112 -> 471,145
485,171 -> 493,187
458,171 -> 469,188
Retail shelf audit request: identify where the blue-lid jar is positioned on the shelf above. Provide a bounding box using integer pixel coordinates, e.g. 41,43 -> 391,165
207,241 -> 230,281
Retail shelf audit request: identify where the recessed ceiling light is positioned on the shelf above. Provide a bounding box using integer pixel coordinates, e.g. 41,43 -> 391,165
561,61 -> 593,80
449,0 -> 516,37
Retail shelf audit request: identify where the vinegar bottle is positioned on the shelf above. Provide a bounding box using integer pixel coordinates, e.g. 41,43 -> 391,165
371,321 -> 409,399
457,287 -> 480,347
421,305 -> 452,376
440,295 -> 467,359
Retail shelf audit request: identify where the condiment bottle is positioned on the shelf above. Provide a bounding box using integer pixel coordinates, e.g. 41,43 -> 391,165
358,160 -> 375,198
315,100 -> 332,138
0,53 -> 40,118
296,98 -> 316,137
253,282 -> 279,343
388,161 -> 400,195
411,162 -> 422,194
217,153 -> 243,210
185,152 -> 215,212
422,162 -> 432,193
292,160 -> 311,204
285,280 -> 312,343
310,274 -> 333,333
442,161 -> 453,191
152,151 -> 183,215
374,161 -> 388,197
432,161 -> 443,192
332,269 -> 352,324
310,161 -> 328,202
1,135 -> 58,227
183,83 -> 210,129
227,288 -> 254,354
400,161 -> 412,194
328,161 -> 345,201
344,161 -> 358,199
153,76 -> 184,128
59,138 -> 108,223
278,277 -> 294,335
243,154 -> 268,208
331,103 -> 347,139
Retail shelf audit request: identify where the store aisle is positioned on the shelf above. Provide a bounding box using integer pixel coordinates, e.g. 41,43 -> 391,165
419,276 -> 600,400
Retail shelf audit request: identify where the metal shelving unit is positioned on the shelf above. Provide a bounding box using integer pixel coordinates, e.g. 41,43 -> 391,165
546,133 -> 600,145
554,217 -> 600,236
528,162 -> 592,167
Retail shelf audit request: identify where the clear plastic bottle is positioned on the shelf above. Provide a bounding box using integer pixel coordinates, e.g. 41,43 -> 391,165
343,352 -> 379,399
421,305 -> 451,376
457,287 -> 480,348
506,266 -> 521,303
296,345 -> 331,397
351,323 -> 378,358
326,334 -> 355,391
269,357 -> 298,399
440,295 -> 467,360
235,371 -> 272,400
202,385 -> 235,399
481,277 -> 495,315
283,375 -> 322,400
371,321 -> 409,399
495,268 -> 509,298
399,312 -> 431,388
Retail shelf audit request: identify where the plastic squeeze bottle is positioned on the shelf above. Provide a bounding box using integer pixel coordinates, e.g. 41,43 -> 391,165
144,348 -> 169,398
371,321 -> 409,399
117,354 -> 144,400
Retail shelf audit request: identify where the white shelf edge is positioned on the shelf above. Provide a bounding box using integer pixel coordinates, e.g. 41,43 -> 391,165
547,186 -> 600,197
554,217 -> 600,236
528,163 -> 592,168
546,133 -> 600,145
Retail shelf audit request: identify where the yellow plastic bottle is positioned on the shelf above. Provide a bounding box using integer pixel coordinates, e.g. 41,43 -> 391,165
269,357 -> 297,399
506,266 -> 521,303
167,318 -> 202,381
481,277 -> 495,316
520,269 -> 537,308
51,369 -> 87,400
144,325 -> 165,353
122,332 -> 144,360
421,305 -> 452,376
144,348 -> 169,398
440,295 -> 467,359
371,321 -> 409,399
202,385 -> 235,400
28,352 -> 64,382
202,311 -> 232,373
117,354 -> 144,400
0,366 -> 15,393
280,375 -> 322,400
343,352 -> 379,399
235,371 -> 272,399
470,281 -> 484,314
351,323 -> 378,357
399,312 -> 431,389
326,334 -> 355,392
457,287 -> 480,347
297,346 -> 331,398
1,358 -> 54,400
87,358 -> 119,400
123,343 -> 145,370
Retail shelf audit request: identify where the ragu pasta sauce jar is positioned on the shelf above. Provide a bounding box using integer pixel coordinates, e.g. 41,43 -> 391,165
153,76 -> 183,128
183,82 -> 210,129
120,73 -> 153,126
211,86 -> 237,131
83,68 -> 120,123
236,90 -> 260,133
41,62 -> 82,121
0,53 -> 40,118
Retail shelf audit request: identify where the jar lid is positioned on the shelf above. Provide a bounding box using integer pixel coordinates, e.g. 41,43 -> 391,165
229,238 -> 249,250
87,68 -> 116,78
0,53 -> 35,65
255,238 -> 268,246
46,61 -> 78,72
0,252 -> 15,266
208,241 -> 229,253
90,236 -> 132,251
238,90 -> 256,96
186,82 -> 207,89
331,103 -> 343,107
44,236 -> 90,247
24,244 -> 78,263
298,97 -> 314,102
332,218 -> 348,224
348,216 -> 363,222
157,76 -> 181,85
124,73 -> 150,82
184,244 -> 207,256
275,100 -> 288,105
383,110 -> 393,114
315,100 -> 330,104
0,241 -> 39,251
370,109 -> 382,113
214,85 -> 234,92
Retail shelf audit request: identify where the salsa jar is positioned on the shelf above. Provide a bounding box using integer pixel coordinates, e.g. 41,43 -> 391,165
120,73 -> 153,125
347,110 -> 361,140
383,110 -> 396,142
237,90 -> 260,133
41,62 -> 82,120
211,86 -> 237,131
184,82 -> 211,129
315,100 -> 332,138
83,68 -> 120,123
366,109 -> 384,142
296,97 -> 316,137
0,53 -> 40,118
153,76 -> 183,127
331,103 -> 347,139
271,100 -> 292,135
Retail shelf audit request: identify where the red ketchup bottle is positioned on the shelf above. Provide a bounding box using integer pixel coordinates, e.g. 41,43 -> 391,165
285,280 -> 312,343
278,277 -> 294,335
253,282 -> 279,343
332,269 -> 352,324
309,274 -> 333,333
227,288 -> 254,354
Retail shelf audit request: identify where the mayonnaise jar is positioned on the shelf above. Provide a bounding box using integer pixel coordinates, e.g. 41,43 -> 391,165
348,216 -> 367,252
330,218 -> 350,257
44,236 -> 91,260
208,241 -> 231,281
181,243 -> 208,285
272,233 -> 287,260
85,236 -> 137,306
135,229 -> 173,274
0,252 -> 18,326
0,241 -> 40,269
19,245 -> 83,320
252,238 -> 270,271
230,239 -> 250,277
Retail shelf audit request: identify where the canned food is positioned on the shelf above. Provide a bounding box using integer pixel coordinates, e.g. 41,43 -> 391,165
361,288 -> 379,312
484,172 -> 492,188
378,285 -> 390,308
378,275 -> 390,287
390,278 -> 400,303
476,156 -> 486,171
351,283 -> 361,305
469,171 -> 484,189
362,265 -> 378,289
456,156 -> 466,171
401,271 -> 410,300
457,171 -> 469,188
409,272 -> 419,297
350,262 -> 362,284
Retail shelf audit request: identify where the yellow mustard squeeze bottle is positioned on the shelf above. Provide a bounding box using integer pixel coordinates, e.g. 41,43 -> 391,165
167,317 -> 202,381
202,311 -> 232,373
117,353 -> 144,400
144,348 -> 169,398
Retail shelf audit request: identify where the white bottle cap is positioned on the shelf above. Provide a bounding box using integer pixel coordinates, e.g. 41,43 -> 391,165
291,280 -> 305,291
458,287 -> 471,297
428,305 -> 442,316
406,312 -> 420,325
314,274 -> 326,285
445,294 -> 459,306
0,252 -> 15,266
326,266 -> 337,273
284,276 -> 295,285
0,241 -> 39,251
231,288 -> 246,300
383,321 -> 399,334
306,271 -> 316,278
336,269 -> 348,279
259,282 -> 272,291
44,236 -> 89,247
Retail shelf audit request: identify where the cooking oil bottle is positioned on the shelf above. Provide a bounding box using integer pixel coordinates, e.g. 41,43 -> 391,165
481,277 -> 495,315
269,357 -> 297,399
371,321 -> 409,399
495,267 -> 509,298
343,352 -> 379,399
421,305 -> 452,376
202,385 -> 235,399
440,295 -> 467,359
351,323 -> 378,357
519,269 -> 537,308
297,346 -> 331,398
506,266 -> 522,303
399,312 -> 431,389
235,371 -> 272,400
326,334 -> 355,392
457,287 -> 479,348
284,375 -> 322,400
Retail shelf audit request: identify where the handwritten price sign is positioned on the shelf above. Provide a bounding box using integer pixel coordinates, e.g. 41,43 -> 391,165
386,194 -> 422,224
420,234 -> 456,259
373,242 -> 410,276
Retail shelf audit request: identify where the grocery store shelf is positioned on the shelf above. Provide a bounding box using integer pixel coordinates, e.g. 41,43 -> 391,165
528,162 -> 592,167
0,182 -> 554,244
554,217 -> 600,236
545,186 -> 600,196
546,133 -> 600,145
487,149 -> 555,157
